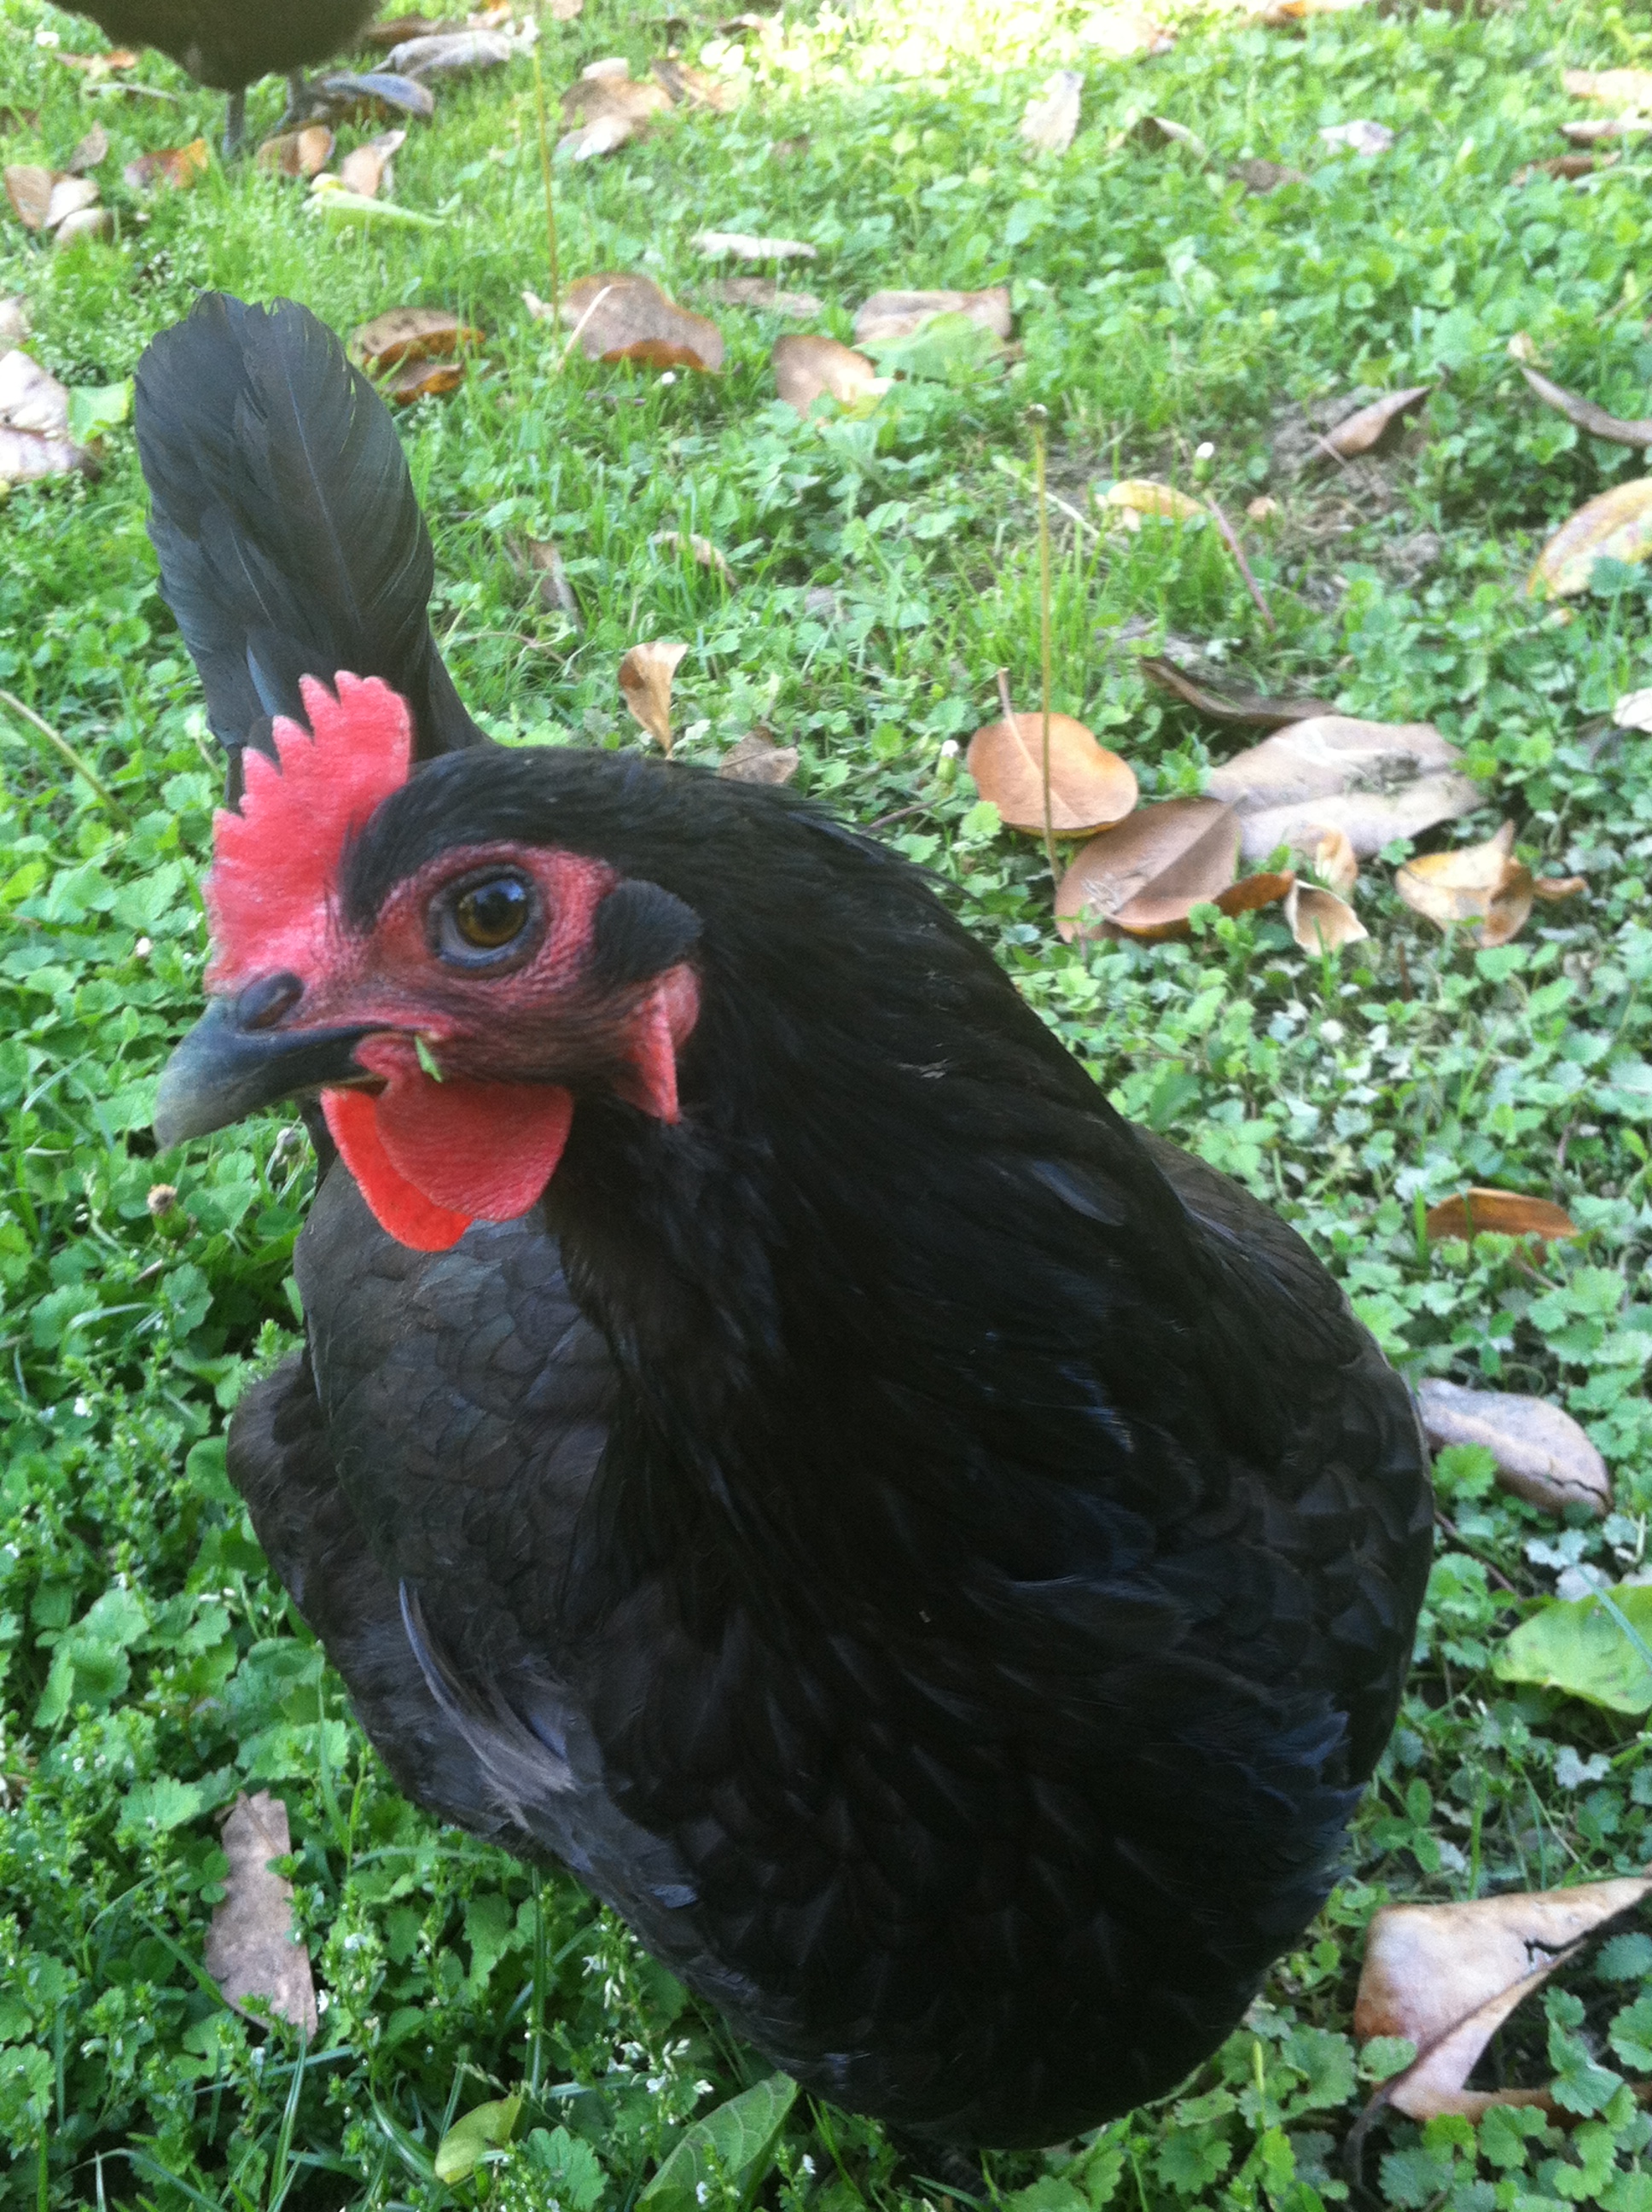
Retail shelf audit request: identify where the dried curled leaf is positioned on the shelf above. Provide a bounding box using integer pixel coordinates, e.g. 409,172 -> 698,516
257,125 -> 335,178
966,713 -> 1138,836
1207,716 -> 1478,860
1354,1879 -> 1652,2121
1103,478 -> 1205,526
1055,798 -> 1239,941
719,731 -> 799,785
1518,364 -> 1652,448
772,335 -> 887,414
1020,71 -> 1083,154
384,29 -> 514,79
1132,114 -> 1211,162
516,538 -> 581,626
0,347 -> 97,486
561,273 -> 724,371
706,276 -> 821,318
1561,117 -> 1652,144
1529,479 -> 1652,596
66,125 -> 108,175
1423,1189 -> 1580,1243
851,288 -> 1011,347
620,640 -> 689,752
1562,67 -> 1652,108
652,59 -> 738,110
1283,882 -> 1366,952
206,1792 -> 319,2034
651,529 -> 730,577
4,165 -> 52,230
1395,822 -> 1533,946
351,306 -> 481,373
124,138 -> 210,191
1318,382 -> 1432,459
1302,825 -> 1358,894
1140,656 -> 1336,729
1416,1378 -> 1609,1517
337,128 -> 405,197
559,67 -> 669,157
693,230 -> 815,261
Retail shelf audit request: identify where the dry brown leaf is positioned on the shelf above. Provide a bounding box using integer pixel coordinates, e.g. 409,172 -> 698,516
651,529 -> 730,577
257,124 -> 335,178
1078,7 -> 1173,55
1140,656 -> 1336,729
1020,71 -> 1083,154
4,166 -> 54,230
1423,1188 -> 1581,1243
1318,119 -> 1393,154
559,69 -> 669,157
1534,873 -> 1585,900
1111,868 -> 1294,942
66,125 -> 109,175
1302,824 -> 1358,894
364,13 -> 467,45
719,730 -> 798,784
1561,117 -> 1652,144
205,1791 -> 319,2034
1511,154 -> 1610,184
967,713 -> 1138,837
1519,364 -> 1652,448
1207,716 -> 1478,860
560,273 -> 724,370
351,306 -> 481,372
518,538 -> 581,624
772,334 -> 887,414
381,358 -> 466,404
337,128 -> 405,196
1320,382 -> 1432,459
0,348 -> 96,486
1284,882 -> 1366,952
1132,114 -> 1211,162
620,640 -> 689,752
1396,822 -> 1534,946
1562,67 -> 1652,108
1055,798 -> 1240,940
45,177 -> 100,231
53,206 -> 112,251
1416,1378 -> 1609,1516
124,138 -> 210,191
693,230 -> 815,260
1529,479 -> 1652,596
1229,155 -> 1305,191
851,287 -> 1012,347
706,276 -> 821,317
384,29 -> 513,78
1103,479 -> 1205,527
652,58 -> 737,109
1354,1879 -> 1651,2121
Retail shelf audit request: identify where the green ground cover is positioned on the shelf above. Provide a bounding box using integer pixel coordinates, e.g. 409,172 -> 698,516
3,0 -> 1652,2201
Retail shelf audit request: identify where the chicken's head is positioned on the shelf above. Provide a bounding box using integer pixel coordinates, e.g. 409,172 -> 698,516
154,673 -> 701,1251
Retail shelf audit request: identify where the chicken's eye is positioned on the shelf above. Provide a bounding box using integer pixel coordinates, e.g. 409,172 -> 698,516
437,875 -> 537,964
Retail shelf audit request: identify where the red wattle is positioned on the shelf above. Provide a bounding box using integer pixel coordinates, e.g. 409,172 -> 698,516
323,1037 -> 575,1253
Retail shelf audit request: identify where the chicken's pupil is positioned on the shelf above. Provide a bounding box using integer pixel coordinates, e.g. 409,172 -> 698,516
456,878 -> 528,948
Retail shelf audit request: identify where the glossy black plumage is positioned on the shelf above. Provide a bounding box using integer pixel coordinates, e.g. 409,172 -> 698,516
137,296 -> 1433,2148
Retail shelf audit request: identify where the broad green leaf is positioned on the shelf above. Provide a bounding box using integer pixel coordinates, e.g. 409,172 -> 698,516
1493,1583 -> 1652,1713
119,1777 -> 204,1835
66,381 -> 131,442
641,2074 -> 797,2212
433,2093 -> 521,2185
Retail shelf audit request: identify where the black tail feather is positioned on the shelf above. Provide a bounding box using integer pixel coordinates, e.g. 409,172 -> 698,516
133,293 -> 483,790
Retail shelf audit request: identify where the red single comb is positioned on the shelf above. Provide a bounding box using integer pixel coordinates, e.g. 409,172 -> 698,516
205,672 -> 412,990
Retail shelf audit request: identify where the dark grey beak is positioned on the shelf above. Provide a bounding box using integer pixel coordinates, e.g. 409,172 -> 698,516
154,980 -> 377,1148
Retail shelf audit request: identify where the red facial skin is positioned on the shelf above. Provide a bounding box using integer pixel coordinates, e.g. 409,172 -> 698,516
203,674 -> 699,1253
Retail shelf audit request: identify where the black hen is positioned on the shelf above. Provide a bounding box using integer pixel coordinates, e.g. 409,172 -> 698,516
63,0 -> 378,153
138,294 -> 1432,2150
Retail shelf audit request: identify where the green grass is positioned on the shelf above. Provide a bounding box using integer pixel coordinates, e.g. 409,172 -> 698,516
5,0 -> 1652,2201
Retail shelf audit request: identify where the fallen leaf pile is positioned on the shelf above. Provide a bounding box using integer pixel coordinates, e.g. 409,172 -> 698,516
5,158 -> 118,248
0,349 -> 98,486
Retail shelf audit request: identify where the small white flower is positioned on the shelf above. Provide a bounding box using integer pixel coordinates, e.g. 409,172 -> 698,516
1194,440 -> 1215,460
134,937 -> 153,959
939,739 -> 959,758
1320,1018 -> 1345,1043
696,2187 -> 711,2205
660,372 -> 678,387
34,26 -> 60,44
73,1396 -> 90,1417
800,2156 -> 817,2177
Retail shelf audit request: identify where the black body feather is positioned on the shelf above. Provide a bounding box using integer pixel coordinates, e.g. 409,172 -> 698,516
138,298 -> 1433,2148
64,0 -> 375,95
